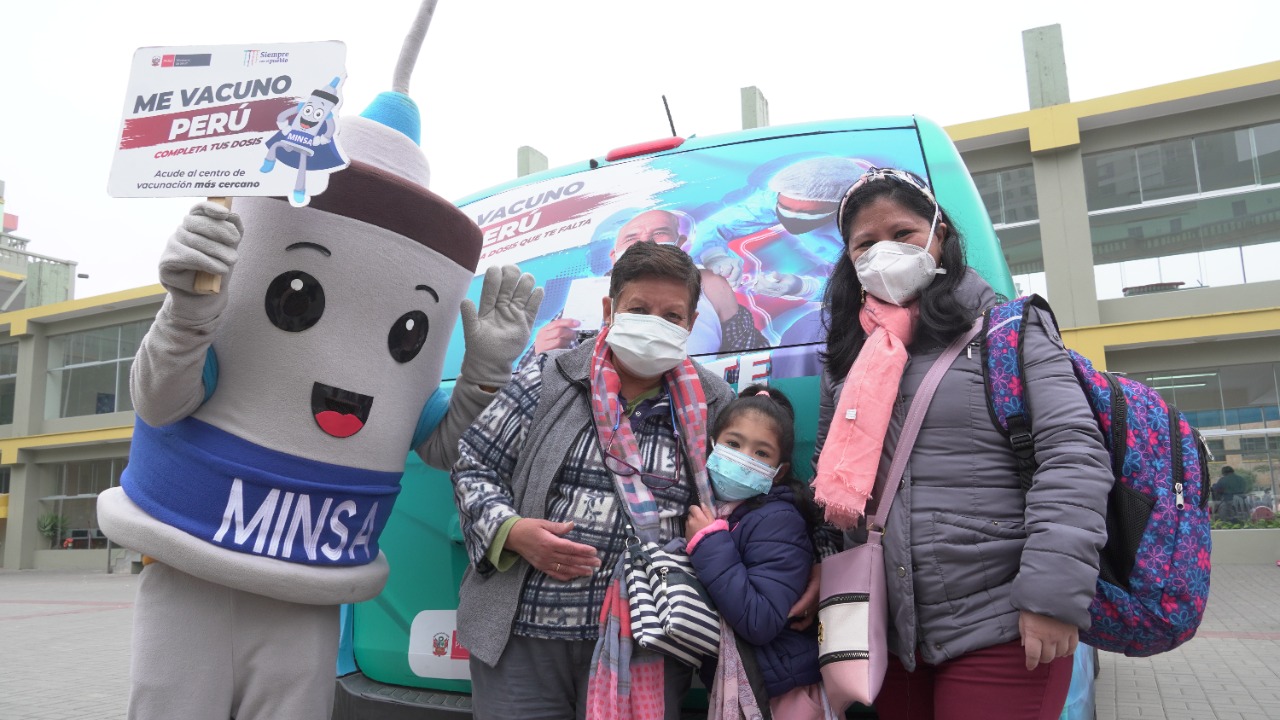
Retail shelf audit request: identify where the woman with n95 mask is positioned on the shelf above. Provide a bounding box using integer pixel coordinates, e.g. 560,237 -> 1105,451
807,168 -> 1112,720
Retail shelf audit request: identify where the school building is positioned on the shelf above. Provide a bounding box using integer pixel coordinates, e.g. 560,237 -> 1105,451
2,26 -> 1279,570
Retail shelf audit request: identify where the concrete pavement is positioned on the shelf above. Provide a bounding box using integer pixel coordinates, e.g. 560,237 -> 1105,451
2,564 -> 1280,719
0,570 -> 135,720
1095,564 -> 1280,720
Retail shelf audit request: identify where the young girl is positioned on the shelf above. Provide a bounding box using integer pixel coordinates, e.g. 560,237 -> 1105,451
686,385 -> 831,719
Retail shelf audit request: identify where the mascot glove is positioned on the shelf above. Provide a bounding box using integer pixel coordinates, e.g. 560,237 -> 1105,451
158,201 -> 243,320
459,265 -> 544,389
700,247 -> 743,285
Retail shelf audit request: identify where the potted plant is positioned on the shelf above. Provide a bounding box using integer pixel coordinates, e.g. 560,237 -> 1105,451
37,512 -> 70,549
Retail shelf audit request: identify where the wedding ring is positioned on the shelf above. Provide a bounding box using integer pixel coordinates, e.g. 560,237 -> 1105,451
554,562 -> 561,573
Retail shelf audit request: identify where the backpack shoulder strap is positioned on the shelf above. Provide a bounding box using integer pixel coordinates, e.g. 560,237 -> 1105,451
981,294 -> 1055,492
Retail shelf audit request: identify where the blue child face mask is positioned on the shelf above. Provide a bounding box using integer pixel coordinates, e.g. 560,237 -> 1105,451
707,444 -> 778,502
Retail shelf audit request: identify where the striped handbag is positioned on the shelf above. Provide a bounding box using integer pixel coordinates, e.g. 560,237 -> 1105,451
624,534 -> 721,668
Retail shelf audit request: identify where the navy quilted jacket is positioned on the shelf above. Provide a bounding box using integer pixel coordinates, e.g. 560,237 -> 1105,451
689,485 -> 820,698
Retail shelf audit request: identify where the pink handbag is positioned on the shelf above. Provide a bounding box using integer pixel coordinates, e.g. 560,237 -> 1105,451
817,320 -> 980,712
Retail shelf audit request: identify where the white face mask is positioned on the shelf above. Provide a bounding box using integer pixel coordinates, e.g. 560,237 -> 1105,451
605,312 -> 690,378
853,212 -> 946,306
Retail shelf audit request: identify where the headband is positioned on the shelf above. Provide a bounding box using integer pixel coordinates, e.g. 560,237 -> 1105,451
835,166 -> 938,238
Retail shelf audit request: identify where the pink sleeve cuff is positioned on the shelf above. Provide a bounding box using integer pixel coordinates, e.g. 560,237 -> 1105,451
687,519 -> 730,553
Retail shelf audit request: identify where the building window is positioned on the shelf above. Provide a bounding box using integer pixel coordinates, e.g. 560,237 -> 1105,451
1255,121 -> 1280,184
974,166 -> 1039,225
1084,149 -> 1141,210
973,166 -> 1045,299
1133,362 -> 1280,505
0,467 -> 10,494
0,342 -> 17,425
1085,122 -> 1280,299
1090,187 -> 1280,298
45,320 -> 151,419
1240,437 -> 1267,453
1135,138 -> 1198,201
39,458 -> 125,549
1195,128 -> 1255,192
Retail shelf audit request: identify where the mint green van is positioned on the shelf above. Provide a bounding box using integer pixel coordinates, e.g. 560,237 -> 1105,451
333,115 -> 1017,719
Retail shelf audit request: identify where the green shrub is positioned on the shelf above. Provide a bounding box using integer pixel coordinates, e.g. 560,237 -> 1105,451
36,512 -> 70,548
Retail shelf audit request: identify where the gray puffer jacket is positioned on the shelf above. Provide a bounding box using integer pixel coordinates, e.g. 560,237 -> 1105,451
813,270 -> 1111,671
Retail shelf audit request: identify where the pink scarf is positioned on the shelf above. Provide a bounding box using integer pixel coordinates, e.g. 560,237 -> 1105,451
813,296 -> 917,529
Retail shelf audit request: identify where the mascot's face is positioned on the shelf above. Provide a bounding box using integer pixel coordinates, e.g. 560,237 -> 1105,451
296,91 -> 338,131
194,195 -> 473,472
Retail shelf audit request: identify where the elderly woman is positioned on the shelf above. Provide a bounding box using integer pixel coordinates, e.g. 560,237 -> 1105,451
812,167 -> 1112,720
453,241 -> 736,719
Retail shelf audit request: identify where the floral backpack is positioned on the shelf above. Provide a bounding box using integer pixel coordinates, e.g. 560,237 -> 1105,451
982,295 -> 1212,657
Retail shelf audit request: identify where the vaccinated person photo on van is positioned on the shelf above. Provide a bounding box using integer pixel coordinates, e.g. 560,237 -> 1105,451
684,385 -> 834,719
452,241 -> 736,719
811,167 -> 1113,720
693,155 -> 871,300
530,208 -> 767,360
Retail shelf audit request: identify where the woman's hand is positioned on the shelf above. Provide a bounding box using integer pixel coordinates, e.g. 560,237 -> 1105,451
506,519 -> 601,582
1018,610 -> 1078,670
787,563 -> 821,630
685,505 -> 714,542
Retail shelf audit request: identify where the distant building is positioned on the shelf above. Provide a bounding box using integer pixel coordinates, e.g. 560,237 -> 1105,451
0,180 -> 78,312
954,27 -> 1280,505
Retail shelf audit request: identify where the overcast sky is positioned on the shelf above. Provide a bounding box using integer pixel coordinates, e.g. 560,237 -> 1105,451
3,0 -> 1278,299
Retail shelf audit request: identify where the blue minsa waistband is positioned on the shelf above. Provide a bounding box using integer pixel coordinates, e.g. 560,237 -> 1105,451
122,417 -> 402,567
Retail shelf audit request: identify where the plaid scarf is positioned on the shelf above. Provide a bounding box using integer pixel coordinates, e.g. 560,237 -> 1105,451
585,326 -> 712,720
813,296 -> 918,530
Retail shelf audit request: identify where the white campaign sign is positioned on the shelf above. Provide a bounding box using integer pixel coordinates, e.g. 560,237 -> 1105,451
108,41 -> 348,207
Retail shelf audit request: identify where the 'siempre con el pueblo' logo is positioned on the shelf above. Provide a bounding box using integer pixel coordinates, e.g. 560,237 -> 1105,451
244,50 -> 291,66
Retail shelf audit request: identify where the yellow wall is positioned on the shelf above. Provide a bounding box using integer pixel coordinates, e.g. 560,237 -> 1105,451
0,426 -> 134,466
1060,307 -> 1280,371
947,61 -> 1280,154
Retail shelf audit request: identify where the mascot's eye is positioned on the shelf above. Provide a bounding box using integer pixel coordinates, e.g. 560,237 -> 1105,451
388,310 -> 429,363
264,271 -> 325,332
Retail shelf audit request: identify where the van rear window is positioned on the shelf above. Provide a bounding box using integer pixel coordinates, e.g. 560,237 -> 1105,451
440,127 -> 928,380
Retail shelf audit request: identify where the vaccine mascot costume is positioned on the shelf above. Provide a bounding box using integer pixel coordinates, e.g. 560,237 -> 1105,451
96,3 -> 541,718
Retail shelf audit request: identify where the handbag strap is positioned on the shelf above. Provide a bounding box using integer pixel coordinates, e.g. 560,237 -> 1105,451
868,318 -> 982,537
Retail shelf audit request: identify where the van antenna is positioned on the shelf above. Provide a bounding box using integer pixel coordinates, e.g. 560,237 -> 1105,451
662,95 -> 677,137
393,0 -> 439,93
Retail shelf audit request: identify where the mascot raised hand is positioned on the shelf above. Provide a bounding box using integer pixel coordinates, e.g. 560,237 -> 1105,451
96,3 -> 538,718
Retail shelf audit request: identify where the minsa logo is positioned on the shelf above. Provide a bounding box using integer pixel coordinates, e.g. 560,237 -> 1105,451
244,49 -> 290,66
154,54 -> 212,69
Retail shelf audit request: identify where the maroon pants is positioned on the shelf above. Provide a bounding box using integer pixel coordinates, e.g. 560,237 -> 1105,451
874,640 -> 1073,720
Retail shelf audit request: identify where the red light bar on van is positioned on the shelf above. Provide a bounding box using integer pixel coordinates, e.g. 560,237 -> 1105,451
605,137 -> 686,162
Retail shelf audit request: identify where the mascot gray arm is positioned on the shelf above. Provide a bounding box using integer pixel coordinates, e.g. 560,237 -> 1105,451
130,201 -> 242,427
415,265 -> 542,470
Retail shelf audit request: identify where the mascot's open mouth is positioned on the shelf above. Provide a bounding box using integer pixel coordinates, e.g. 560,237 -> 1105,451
300,118 -> 317,130
311,382 -> 374,438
